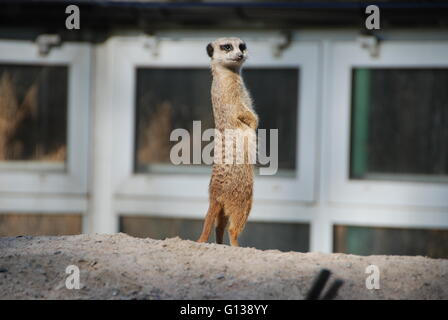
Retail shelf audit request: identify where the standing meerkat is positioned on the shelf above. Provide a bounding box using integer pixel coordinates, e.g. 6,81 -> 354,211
197,37 -> 258,246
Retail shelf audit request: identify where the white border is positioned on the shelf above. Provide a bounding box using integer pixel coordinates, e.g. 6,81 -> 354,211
0,40 -> 90,195
109,36 -> 320,208
328,41 -> 448,208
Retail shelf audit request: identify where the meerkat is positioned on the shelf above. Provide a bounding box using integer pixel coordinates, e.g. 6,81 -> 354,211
197,37 -> 258,246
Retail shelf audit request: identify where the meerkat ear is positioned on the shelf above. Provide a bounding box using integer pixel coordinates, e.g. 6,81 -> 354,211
206,43 -> 214,58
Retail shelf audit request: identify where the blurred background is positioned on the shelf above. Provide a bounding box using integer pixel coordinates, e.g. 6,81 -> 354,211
0,0 -> 448,258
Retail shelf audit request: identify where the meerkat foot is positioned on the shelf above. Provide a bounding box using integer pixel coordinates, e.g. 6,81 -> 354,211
230,238 -> 239,247
228,227 -> 240,247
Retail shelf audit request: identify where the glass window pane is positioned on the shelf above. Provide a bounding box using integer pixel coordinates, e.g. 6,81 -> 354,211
135,68 -> 213,174
134,68 -> 299,176
350,68 -> 448,183
244,68 -> 299,174
334,225 -> 448,259
0,213 -> 82,236
120,215 -> 309,252
0,64 -> 68,171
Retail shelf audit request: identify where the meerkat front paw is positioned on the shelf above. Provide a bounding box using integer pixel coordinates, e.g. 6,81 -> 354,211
238,110 -> 258,129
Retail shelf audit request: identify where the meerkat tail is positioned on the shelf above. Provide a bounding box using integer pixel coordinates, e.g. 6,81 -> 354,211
215,210 -> 228,244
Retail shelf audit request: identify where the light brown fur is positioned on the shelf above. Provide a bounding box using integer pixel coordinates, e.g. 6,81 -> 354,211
197,37 -> 258,246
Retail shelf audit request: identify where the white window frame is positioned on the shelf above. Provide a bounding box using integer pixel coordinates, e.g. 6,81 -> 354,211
108,36 -> 319,208
328,41 -> 448,208
0,40 -> 90,194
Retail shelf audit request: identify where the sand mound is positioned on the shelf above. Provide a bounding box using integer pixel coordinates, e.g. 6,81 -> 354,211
0,233 -> 447,299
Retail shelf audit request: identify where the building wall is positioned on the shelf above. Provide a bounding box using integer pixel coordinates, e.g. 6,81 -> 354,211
0,30 -> 448,257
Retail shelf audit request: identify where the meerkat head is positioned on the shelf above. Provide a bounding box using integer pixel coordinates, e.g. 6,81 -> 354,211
206,37 -> 248,70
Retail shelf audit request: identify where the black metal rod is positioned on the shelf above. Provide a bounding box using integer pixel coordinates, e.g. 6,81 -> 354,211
321,279 -> 344,300
305,269 -> 331,300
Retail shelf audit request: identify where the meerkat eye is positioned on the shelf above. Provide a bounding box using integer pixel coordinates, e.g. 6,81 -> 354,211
239,43 -> 247,51
220,44 -> 233,52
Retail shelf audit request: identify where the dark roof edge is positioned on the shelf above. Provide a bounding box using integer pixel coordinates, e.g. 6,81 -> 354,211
1,1 -> 447,43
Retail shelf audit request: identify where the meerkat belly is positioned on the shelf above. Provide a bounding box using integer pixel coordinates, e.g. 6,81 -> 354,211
210,107 -> 256,202
209,163 -> 254,201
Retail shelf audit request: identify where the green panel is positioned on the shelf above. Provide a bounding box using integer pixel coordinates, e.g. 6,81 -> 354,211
346,226 -> 374,255
351,69 -> 371,178
335,225 -> 448,259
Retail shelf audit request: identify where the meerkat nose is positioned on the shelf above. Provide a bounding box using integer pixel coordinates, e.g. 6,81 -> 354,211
236,53 -> 244,60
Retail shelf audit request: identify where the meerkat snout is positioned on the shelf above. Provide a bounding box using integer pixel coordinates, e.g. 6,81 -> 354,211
206,37 -> 248,69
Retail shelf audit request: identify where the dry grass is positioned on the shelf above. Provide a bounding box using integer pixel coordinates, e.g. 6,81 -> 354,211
0,71 -> 66,162
137,101 -> 173,164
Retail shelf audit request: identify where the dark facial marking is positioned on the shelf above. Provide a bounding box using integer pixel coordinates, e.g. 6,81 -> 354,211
206,43 -> 214,58
239,43 -> 247,51
220,44 -> 233,52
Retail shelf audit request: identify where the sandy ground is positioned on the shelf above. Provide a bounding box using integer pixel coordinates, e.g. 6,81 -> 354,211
0,233 -> 447,300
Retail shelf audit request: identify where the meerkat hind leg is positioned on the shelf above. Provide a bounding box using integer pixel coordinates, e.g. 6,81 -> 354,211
198,200 -> 222,243
227,207 -> 250,247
